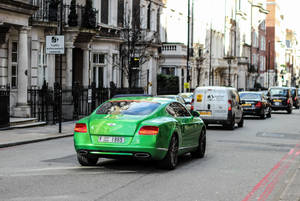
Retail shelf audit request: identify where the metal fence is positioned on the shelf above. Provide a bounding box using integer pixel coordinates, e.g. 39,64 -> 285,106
0,85 -> 10,128
27,82 -> 144,124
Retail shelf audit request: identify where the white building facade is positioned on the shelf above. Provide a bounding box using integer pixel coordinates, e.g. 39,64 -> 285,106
0,0 -> 164,118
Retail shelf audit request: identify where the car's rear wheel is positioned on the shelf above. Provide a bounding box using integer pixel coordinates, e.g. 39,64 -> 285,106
267,108 -> 272,118
159,134 -> 178,170
260,109 -> 266,119
77,153 -> 99,166
238,116 -> 244,127
224,117 -> 235,130
191,129 -> 206,158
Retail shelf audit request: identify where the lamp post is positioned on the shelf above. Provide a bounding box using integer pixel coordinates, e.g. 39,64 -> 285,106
58,0 -> 63,133
267,40 -> 270,88
186,0 -> 190,88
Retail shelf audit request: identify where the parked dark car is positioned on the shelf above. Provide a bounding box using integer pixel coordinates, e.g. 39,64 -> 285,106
268,87 -> 293,114
239,91 -> 271,119
289,87 -> 299,109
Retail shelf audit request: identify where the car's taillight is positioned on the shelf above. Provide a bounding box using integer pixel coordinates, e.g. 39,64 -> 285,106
74,123 -> 87,133
191,98 -> 194,111
139,126 -> 159,135
228,100 -> 232,111
255,101 -> 262,108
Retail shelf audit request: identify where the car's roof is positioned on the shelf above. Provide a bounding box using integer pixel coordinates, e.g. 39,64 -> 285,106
109,96 -> 176,104
270,87 -> 290,89
239,91 -> 262,94
195,86 -> 236,90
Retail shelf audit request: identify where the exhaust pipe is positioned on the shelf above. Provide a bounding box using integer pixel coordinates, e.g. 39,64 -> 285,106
134,153 -> 150,158
78,150 -> 88,155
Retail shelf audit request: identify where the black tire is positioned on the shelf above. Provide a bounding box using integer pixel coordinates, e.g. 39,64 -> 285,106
238,116 -> 244,127
287,108 -> 292,114
267,108 -> 272,118
191,129 -> 206,158
77,153 -> 98,166
159,135 -> 179,170
260,109 -> 266,119
225,118 -> 235,130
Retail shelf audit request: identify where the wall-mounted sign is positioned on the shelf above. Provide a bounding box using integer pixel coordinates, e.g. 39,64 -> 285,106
46,35 -> 64,54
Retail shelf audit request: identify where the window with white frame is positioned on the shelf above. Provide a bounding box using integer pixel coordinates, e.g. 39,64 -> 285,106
11,42 -> 18,89
260,55 -> 265,71
39,43 -> 47,82
260,36 -> 265,51
93,53 -> 106,88
112,54 -> 119,85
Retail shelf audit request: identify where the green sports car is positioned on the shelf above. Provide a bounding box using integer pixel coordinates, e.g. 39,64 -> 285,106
74,96 -> 206,170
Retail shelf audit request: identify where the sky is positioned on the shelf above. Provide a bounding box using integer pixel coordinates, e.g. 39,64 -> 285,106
279,0 -> 300,38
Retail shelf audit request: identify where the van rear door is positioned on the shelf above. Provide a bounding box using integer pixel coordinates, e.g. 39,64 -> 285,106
204,88 -> 228,120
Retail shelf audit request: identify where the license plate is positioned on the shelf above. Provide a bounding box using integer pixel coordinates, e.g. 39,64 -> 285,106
273,99 -> 282,102
275,102 -> 280,106
98,136 -> 125,143
200,111 -> 212,116
242,103 -> 251,106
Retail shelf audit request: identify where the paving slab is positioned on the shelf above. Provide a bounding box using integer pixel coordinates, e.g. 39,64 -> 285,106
0,121 -> 75,148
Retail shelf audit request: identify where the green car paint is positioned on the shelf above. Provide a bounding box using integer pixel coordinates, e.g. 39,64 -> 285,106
74,97 -> 205,165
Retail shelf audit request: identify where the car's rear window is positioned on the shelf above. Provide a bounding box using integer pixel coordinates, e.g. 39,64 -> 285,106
240,93 -> 261,100
291,89 -> 296,96
96,101 -> 161,115
270,89 -> 288,97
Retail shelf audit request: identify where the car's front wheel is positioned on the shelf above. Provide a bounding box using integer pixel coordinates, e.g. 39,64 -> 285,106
77,153 -> 99,166
191,129 -> 206,158
159,134 -> 178,170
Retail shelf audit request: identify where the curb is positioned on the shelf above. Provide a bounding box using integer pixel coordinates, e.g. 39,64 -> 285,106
0,133 -> 73,148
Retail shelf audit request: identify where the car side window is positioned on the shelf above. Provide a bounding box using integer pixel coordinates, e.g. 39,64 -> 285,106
168,102 -> 191,117
166,105 -> 177,117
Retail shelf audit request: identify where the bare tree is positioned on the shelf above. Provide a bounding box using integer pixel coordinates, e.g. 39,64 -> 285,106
118,1 -> 159,88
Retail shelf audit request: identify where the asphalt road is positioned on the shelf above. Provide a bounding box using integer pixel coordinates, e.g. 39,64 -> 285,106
1,110 -> 300,201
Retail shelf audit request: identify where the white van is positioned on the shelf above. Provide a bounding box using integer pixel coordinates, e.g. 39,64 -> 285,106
191,86 -> 243,129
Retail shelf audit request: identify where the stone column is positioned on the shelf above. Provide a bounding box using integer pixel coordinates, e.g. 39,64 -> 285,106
82,48 -> 90,87
14,27 -> 30,117
65,42 -> 74,89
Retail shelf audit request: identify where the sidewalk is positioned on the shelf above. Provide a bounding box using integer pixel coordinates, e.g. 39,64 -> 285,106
0,121 -> 75,148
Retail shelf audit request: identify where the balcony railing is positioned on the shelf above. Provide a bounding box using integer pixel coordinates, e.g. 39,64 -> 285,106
63,4 -> 99,28
30,0 -> 99,29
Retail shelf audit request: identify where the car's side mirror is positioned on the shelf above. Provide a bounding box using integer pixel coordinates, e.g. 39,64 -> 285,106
191,111 -> 200,117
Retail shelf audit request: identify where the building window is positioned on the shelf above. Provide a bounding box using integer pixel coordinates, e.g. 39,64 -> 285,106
93,53 -> 106,88
11,42 -> 18,89
39,43 -> 47,82
101,0 -> 109,24
112,54 -> 119,85
147,3 -> 151,29
117,0 -> 124,27
131,68 -> 140,87
161,67 -> 175,76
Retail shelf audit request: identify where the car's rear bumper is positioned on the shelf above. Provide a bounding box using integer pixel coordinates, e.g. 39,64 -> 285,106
243,108 -> 262,116
271,105 -> 289,110
75,145 -> 167,160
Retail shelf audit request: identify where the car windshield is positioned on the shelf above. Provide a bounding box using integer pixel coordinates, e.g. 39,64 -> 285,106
96,101 -> 161,115
240,93 -> 261,100
269,89 -> 288,97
